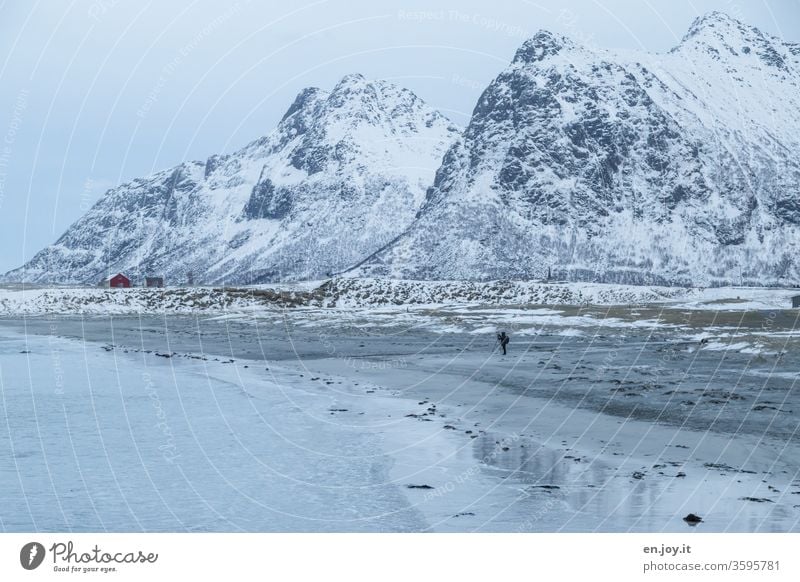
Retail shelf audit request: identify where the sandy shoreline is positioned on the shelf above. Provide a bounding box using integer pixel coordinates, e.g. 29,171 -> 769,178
2,311 -> 798,531
291,350 -> 800,532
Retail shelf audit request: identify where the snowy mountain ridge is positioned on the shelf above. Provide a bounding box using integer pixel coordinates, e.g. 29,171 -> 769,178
5,73 -> 459,285
6,12 -> 800,287
354,12 -> 800,285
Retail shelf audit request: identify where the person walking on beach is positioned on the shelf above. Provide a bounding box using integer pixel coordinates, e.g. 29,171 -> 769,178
497,331 -> 510,355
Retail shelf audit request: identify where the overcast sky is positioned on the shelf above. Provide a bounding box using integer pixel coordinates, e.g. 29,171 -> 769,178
0,0 -> 798,273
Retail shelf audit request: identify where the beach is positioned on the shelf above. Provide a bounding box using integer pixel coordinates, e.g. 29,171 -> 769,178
1,298 -> 798,532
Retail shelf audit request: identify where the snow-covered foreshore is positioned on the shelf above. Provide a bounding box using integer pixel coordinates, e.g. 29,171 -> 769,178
1,279 -> 800,315
0,285 -> 317,315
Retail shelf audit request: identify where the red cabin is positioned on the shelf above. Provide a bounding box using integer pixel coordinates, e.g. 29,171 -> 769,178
109,273 -> 131,288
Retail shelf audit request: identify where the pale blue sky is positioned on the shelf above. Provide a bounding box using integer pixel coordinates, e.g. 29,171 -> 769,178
0,0 -> 798,273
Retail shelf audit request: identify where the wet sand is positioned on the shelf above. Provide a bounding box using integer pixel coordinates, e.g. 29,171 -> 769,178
3,308 -> 800,531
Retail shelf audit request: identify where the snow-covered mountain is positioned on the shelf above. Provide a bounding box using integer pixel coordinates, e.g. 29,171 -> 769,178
356,12 -> 800,286
8,12 -> 800,287
5,74 -> 458,284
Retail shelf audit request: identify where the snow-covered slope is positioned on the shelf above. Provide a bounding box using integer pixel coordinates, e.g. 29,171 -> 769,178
356,12 -> 800,286
0,279 -> 700,314
8,12 -> 800,287
5,74 -> 458,284
5,278 -> 799,314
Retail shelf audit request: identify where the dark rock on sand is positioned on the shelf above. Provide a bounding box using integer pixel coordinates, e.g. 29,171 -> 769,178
683,513 -> 703,525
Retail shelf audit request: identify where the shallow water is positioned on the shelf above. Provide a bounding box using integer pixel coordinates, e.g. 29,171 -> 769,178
0,329 -> 426,532
470,433 -> 797,533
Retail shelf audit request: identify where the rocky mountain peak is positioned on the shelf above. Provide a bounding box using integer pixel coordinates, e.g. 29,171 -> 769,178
676,11 -> 787,69
332,72 -> 367,90
685,11 -> 745,36
275,87 -> 328,142
512,30 -> 575,64
280,86 -> 327,123
327,72 -> 379,108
